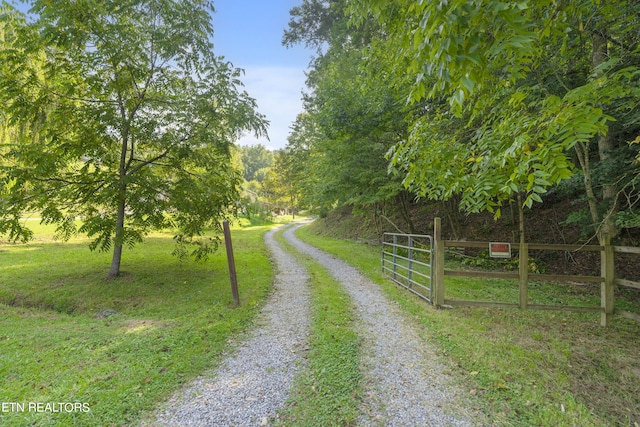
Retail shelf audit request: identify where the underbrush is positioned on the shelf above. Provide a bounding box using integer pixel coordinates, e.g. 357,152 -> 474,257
296,224 -> 640,426
0,222 -> 275,426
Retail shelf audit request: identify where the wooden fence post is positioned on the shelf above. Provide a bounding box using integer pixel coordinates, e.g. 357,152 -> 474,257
433,217 -> 445,307
601,233 -> 615,326
519,243 -> 529,310
223,220 -> 240,308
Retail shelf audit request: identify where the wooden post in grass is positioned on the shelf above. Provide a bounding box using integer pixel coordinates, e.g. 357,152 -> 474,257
519,243 -> 529,310
222,220 -> 240,308
600,233 -> 614,326
433,217 -> 445,307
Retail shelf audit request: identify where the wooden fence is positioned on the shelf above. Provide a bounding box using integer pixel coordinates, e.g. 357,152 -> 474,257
432,218 -> 640,326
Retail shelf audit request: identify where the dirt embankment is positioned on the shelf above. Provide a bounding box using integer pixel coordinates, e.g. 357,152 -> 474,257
310,198 -> 640,282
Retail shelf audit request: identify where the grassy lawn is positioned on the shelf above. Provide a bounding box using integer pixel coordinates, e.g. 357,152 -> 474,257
297,223 -> 640,426
0,221 -> 275,426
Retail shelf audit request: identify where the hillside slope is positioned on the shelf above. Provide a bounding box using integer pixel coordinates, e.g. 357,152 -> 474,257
309,198 -> 640,282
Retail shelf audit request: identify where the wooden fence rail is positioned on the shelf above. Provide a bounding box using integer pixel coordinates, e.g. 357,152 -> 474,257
432,218 -> 640,326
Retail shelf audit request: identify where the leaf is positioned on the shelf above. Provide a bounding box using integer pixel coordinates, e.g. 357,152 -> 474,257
460,75 -> 476,93
530,193 -> 543,203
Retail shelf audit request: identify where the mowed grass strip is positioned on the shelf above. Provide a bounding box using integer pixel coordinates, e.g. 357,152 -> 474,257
296,223 -> 640,427
274,226 -> 361,427
0,222 -> 275,427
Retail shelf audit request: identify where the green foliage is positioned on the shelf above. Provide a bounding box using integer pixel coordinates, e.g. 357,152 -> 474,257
346,0 -> 640,231
283,7 -> 413,214
617,210 -> 640,229
239,144 -> 274,182
0,1 -> 266,276
283,0 -> 349,52
446,249 -> 547,274
261,148 -> 304,214
241,198 -> 275,223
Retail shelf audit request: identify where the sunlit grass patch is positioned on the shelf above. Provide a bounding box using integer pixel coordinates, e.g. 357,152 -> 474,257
0,224 -> 275,426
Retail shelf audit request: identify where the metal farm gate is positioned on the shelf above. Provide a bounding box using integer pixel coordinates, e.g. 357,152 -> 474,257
382,218 -> 640,327
381,233 -> 434,303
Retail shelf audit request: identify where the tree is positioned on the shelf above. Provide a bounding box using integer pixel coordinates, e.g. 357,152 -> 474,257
283,0 -> 348,53
284,1 -> 420,230
281,113 -> 318,210
352,0 -> 640,241
0,1 -> 267,278
262,148 -> 305,217
239,144 -> 273,183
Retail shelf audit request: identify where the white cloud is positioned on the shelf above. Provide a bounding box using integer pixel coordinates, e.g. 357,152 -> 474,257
235,66 -> 308,150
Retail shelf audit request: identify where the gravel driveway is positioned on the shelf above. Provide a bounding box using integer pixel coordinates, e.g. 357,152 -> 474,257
283,223 -> 475,427
147,222 -> 477,426
148,225 -> 311,426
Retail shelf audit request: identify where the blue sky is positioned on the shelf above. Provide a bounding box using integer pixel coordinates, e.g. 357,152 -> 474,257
12,0 -> 312,150
212,0 -> 312,150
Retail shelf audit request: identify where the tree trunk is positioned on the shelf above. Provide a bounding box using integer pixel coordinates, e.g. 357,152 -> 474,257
107,184 -> 126,279
442,199 -> 461,240
598,129 -> 618,239
517,193 -> 526,244
574,142 -> 600,227
107,125 -> 130,279
397,191 -> 416,234
593,32 -> 618,242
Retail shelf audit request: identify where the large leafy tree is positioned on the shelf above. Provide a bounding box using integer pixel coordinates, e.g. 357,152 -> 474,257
281,113 -> 319,210
0,0 -> 266,278
261,148 -> 303,217
284,0 -> 419,230
239,144 -> 274,183
352,0 -> 640,241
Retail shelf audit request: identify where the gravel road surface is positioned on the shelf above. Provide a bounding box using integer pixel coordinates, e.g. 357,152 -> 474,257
147,222 -> 477,426
149,225 -> 311,426
283,224 -> 475,427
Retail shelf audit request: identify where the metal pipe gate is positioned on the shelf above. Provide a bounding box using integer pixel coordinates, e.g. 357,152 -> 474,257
381,233 -> 434,303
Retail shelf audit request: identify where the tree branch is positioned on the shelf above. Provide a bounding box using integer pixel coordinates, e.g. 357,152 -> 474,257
590,28 -> 637,55
31,176 -> 106,186
50,90 -> 119,104
126,146 -> 175,176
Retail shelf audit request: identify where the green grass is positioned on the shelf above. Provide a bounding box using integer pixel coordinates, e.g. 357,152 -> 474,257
440,252 -> 605,309
274,225 -> 361,427
296,223 -> 640,426
0,221 -> 275,426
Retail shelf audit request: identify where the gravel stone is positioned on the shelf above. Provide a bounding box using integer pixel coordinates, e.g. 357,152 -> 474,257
283,224 -> 477,427
147,222 -> 479,426
149,225 -> 311,426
